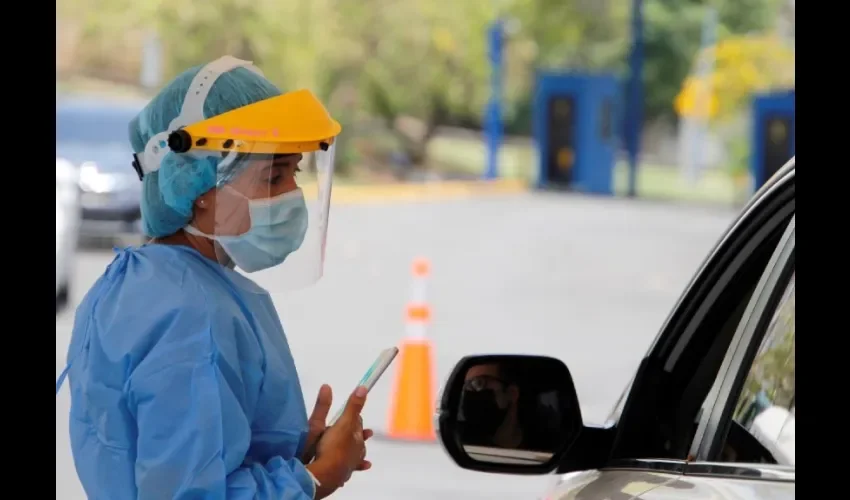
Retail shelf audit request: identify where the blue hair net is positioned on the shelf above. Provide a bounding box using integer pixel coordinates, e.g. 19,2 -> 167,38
130,64 -> 282,238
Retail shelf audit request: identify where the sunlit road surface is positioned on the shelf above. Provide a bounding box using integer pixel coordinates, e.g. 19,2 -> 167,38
56,192 -> 737,499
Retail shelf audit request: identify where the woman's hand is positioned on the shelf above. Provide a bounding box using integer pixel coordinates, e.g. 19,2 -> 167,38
306,387 -> 373,498
301,385 -> 374,467
302,384 -> 333,463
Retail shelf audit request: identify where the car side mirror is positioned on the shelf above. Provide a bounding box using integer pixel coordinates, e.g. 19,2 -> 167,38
436,354 -> 583,474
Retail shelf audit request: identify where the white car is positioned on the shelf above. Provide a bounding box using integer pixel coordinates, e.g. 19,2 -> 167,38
56,157 -> 81,312
436,158 -> 796,500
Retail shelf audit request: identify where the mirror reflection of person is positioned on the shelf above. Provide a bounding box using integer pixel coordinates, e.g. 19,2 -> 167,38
461,363 -> 526,449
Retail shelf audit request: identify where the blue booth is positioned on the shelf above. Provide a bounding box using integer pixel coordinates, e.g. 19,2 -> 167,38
751,90 -> 795,191
533,72 -> 620,195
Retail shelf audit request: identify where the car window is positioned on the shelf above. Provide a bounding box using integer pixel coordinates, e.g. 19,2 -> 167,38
56,107 -> 138,172
608,179 -> 794,464
725,272 -> 795,465
56,107 -> 137,143
686,215 -> 794,468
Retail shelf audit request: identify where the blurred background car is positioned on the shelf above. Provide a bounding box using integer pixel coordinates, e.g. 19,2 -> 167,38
56,157 -> 81,312
56,98 -> 147,245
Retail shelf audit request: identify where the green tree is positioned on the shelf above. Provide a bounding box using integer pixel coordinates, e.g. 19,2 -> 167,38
643,0 -> 783,122
58,0 -> 787,164
318,0 -> 496,164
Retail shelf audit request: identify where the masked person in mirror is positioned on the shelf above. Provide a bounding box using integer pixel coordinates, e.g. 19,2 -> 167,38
460,363 -> 550,452
55,56 -> 368,500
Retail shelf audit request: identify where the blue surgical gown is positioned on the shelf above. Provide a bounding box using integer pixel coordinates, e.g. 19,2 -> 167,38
63,244 -> 316,499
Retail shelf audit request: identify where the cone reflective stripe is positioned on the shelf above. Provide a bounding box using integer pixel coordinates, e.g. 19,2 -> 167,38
387,257 -> 437,441
410,257 -> 429,304
406,304 -> 431,323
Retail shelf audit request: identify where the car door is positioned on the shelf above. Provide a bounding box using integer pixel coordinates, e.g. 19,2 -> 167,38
624,217 -> 795,500
604,164 -> 794,462
545,164 -> 795,499
670,217 -> 795,499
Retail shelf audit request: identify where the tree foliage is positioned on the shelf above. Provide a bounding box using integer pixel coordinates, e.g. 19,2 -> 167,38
676,34 -> 794,123
58,0 -> 789,162
644,0 -> 786,122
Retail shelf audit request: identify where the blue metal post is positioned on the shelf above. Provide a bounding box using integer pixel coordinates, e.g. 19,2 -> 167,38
624,0 -> 644,197
485,19 -> 504,180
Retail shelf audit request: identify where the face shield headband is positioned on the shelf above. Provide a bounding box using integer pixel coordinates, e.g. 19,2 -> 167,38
131,57 -> 341,185
131,55 -> 264,182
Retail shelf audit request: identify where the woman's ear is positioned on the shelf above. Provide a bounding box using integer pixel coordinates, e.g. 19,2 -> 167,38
194,189 -> 214,210
189,189 -> 217,233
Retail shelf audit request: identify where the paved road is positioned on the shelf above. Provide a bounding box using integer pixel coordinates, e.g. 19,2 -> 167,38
56,192 -> 737,499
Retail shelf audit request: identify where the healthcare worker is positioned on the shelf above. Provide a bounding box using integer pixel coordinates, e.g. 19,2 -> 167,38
55,56 -> 370,499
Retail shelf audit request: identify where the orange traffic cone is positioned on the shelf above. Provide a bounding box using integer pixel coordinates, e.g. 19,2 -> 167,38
386,257 -> 437,442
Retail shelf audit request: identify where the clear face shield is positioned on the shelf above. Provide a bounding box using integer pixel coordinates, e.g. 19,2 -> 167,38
134,56 -> 340,293
206,142 -> 335,291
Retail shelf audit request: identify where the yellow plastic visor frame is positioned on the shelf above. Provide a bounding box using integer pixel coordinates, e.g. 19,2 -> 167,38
167,89 -> 342,156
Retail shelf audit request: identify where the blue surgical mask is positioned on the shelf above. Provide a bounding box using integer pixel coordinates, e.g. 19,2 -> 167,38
186,188 -> 309,273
